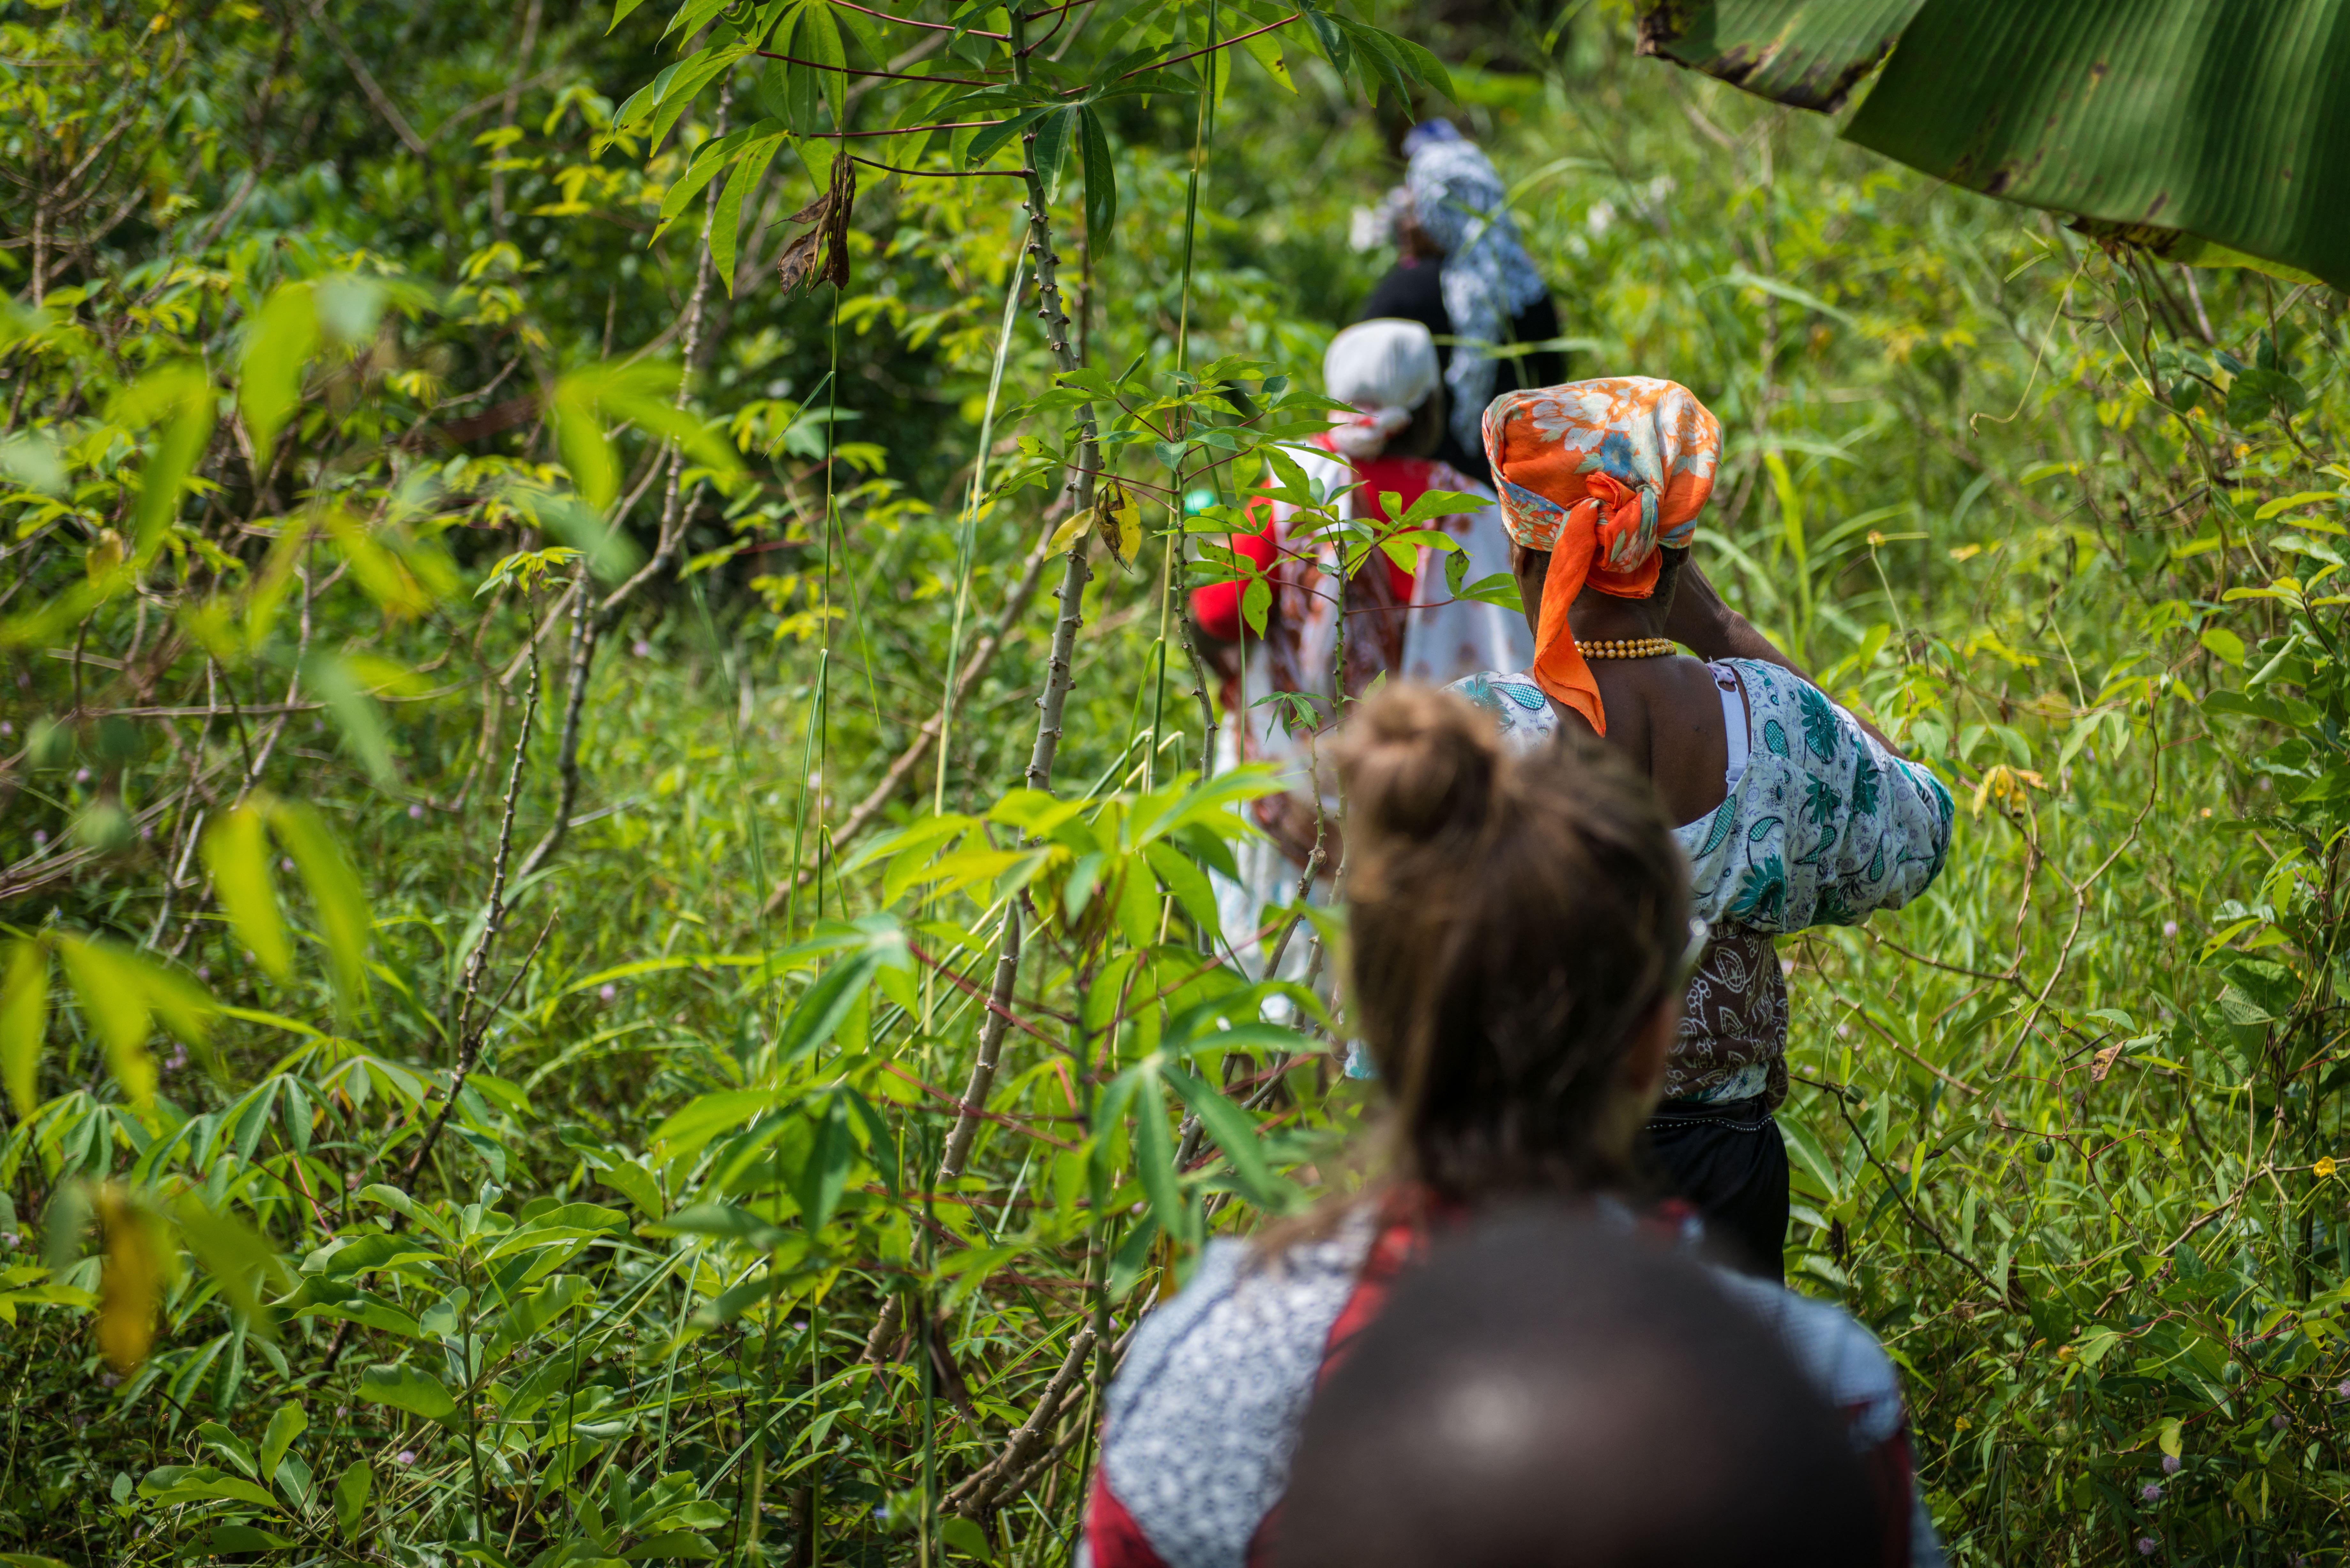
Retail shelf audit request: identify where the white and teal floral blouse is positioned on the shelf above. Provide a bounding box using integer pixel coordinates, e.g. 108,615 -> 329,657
1448,658 -> 1954,1104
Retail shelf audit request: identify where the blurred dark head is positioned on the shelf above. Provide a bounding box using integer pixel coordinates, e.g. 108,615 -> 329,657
1276,1210 -> 1879,1568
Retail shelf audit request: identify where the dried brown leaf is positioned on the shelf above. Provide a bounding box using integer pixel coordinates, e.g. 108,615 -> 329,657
774,227 -> 826,294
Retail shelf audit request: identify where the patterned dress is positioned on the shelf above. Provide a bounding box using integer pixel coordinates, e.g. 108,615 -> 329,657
1084,1196 -> 1944,1568
1448,659 -> 1955,1104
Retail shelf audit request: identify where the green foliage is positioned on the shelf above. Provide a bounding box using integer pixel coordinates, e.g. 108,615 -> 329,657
1641,0 -> 2349,292
6,0 -> 2350,1562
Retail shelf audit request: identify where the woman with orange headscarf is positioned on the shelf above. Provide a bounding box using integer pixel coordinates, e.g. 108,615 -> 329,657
1448,377 -> 1954,1280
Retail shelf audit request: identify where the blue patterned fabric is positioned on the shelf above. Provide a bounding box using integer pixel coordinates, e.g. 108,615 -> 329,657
1404,135 -> 1548,461
1448,660 -> 1953,932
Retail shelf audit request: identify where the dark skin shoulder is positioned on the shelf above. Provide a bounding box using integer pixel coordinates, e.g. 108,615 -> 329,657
1510,546 -> 1901,828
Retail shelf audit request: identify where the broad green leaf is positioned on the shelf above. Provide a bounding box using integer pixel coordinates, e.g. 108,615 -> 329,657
210,1526 -> 295,1552
552,375 -> 622,512
789,1097 -> 854,1233
1848,0 -> 2350,292
712,132 -> 789,296
0,941 -> 49,1119
1032,106 -> 1076,201
195,1419 -> 259,1478
54,938 -> 158,1109
1159,1062 -> 1283,1208
799,0 -> 848,123
298,652 -> 398,787
114,363 -> 218,565
1637,0 -> 1923,113
334,1459 -> 373,1537
651,1090 -> 784,1159
202,806 -> 290,980
1079,106 -> 1118,250
776,951 -> 880,1065
358,1363 -> 458,1421
240,282 -> 321,461
257,1401 -> 306,1486
268,799 -> 373,1009
2256,490 -> 2342,521
1141,842 -> 1220,939
938,1515 -> 992,1562
1121,1065 -> 1184,1239
1648,0 -> 2350,291
172,1193 -> 287,1341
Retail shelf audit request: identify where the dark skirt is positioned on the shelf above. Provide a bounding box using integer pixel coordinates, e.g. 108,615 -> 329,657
1638,1095 -> 1789,1283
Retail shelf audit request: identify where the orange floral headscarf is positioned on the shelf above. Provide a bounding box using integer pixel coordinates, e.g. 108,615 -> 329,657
1482,378 -> 1722,736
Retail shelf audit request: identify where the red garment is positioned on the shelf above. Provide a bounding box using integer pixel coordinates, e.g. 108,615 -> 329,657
1186,444 -> 1448,642
1188,496 -> 1278,644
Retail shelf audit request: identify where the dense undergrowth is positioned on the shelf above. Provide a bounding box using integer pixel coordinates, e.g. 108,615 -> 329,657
5,0 -> 2350,1564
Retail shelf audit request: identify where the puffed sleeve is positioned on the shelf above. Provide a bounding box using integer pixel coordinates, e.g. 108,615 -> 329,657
1768,676 -> 1953,929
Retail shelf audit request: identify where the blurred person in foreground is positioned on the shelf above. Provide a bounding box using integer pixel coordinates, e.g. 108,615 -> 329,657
1355,119 -> 1566,484
1278,1210 -> 1881,1568
1081,685 -> 1943,1568
1450,377 -> 1954,1280
1192,318 -> 1527,978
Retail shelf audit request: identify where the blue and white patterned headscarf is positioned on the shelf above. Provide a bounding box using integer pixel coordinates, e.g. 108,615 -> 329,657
1403,121 -> 1548,458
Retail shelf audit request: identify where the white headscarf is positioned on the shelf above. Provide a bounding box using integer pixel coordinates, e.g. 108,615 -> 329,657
1403,122 -> 1547,458
1323,319 -> 1439,460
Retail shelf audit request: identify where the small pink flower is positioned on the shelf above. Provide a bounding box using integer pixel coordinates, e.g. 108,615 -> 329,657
633,640 -> 653,657
397,1450 -> 415,1466
598,983 -> 618,1004
2162,920 -> 2179,939
2161,1454 -> 2180,1474
408,803 -> 426,820
2140,1483 -> 2161,1503
280,856 -> 295,872
74,767 -> 91,784
30,829 -> 46,846
2136,1539 -> 2157,1556
0,720 -> 11,736
2272,1413 -> 2289,1430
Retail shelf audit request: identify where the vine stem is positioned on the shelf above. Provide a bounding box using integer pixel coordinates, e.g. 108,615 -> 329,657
866,3 -> 1101,1368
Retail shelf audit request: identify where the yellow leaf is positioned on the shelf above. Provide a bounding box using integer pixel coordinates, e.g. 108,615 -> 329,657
84,529 -> 125,583
1047,508 -> 1091,556
1096,481 -> 1141,568
202,805 -> 290,981
0,940 -> 49,1119
95,1187 -> 162,1374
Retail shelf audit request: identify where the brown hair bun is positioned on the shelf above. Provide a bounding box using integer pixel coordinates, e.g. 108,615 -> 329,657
1330,683 -> 1692,1202
1333,683 -> 1501,852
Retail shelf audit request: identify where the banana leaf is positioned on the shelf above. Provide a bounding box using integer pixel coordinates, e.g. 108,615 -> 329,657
1638,0 -> 2349,293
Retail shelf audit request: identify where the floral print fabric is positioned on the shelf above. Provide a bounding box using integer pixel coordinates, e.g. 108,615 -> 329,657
1402,130 -> 1548,461
1447,659 -> 1955,1104
1481,378 -> 1723,736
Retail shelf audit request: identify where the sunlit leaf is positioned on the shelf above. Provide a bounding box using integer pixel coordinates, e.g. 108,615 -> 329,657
94,1187 -> 162,1374
114,362 -> 218,566
0,941 -> 49,1120
268,799 -> 374,1010
54,939 -> 158,1109
240,282 -> 321,462
202,805 -> 290,980
358,1363 -> 458,1421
